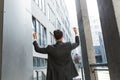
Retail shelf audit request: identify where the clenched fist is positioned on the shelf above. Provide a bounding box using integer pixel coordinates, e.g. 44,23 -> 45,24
73,27 -> 78,35
33,32 -> 37,39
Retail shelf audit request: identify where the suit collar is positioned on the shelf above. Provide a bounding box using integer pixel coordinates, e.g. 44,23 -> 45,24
56,41 -> 63,45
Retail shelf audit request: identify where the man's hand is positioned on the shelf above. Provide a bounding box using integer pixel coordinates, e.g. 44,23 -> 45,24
33,32 -> 37,39
73,27 -> 78,35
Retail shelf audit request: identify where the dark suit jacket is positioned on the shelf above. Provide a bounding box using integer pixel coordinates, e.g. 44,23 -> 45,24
33,36 -> 79,80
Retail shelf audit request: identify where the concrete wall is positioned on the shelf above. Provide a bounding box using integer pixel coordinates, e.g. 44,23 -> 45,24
96,0 -> 120,80
75,0 -> 96,80
1,0 -> 33,80
0,0 -> 4,79
112,0 -> 120,35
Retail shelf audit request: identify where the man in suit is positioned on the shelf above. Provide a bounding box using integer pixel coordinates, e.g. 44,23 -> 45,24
33,27 -> 80,80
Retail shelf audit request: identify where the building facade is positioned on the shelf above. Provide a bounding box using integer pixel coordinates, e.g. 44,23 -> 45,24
0,0 -> 74,80
94,32 -> 107,64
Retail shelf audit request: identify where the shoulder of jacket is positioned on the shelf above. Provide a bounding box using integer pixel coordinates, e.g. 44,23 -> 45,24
47,44 -> 55,48
64,42 -> 71,46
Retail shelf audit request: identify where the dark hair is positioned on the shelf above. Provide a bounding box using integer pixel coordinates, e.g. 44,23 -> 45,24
53,29 -> 63,40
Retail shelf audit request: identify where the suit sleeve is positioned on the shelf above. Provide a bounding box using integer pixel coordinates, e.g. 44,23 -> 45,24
70,36 -> 80,50
33,41 -> 48,54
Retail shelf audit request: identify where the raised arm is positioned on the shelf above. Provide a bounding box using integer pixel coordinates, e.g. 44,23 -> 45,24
33,32 -> 47,54
70,27 -> 80,50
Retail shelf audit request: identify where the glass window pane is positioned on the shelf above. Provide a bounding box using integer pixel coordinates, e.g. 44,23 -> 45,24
42,0 -> 45,12
35,0 -> 39,5
32,17 -> 36,32
39,0 -> 42,9
36,20 -> 40,44
96,55 -> 103,63
33,57 -> 37,67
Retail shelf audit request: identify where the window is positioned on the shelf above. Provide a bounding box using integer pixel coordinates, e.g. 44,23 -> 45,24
50,32 -> 55,44
33,57 -> 47,68
55,1 -> 61,16
38,0 -> 42,9
66,35 -> 69,42
47,4 -> 50,20
39,24 -> 42,46
41,25 -> 47,47
56,19 -> 61,29
96,55 -> 103,63
33,57 -> 37,67
32,17 -> 47,47
48,5 -> 56,26
32,17 -> 47,68
33,0 -> 46,14
36,20 -> 41,44
35,0 -> 39,5
41,0 -> 45,13
32,17 -> 36,32
37,58 -> 40,67
95,47 -> 101,54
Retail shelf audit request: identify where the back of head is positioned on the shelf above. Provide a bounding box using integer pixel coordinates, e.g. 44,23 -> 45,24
54,29 -> 63,40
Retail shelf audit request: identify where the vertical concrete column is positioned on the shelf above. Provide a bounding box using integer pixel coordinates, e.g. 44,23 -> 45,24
96,0 -> 120,80
0,0 -> 4,79
1,0 -> 33,80
112,0 -> 120,35
75,0 -> 96,80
